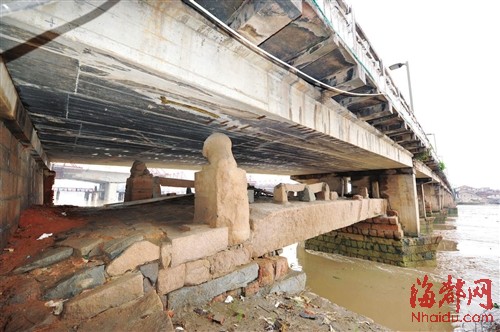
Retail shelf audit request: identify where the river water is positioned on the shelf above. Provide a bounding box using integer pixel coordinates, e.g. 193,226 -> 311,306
283,204 -> 500,331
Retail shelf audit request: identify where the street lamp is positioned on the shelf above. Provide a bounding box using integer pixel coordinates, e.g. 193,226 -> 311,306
389,61 -> 414,113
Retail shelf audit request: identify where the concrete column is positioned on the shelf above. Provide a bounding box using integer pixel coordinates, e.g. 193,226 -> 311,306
418,184 -> 426,217
103,182 -> 118,204
381,171 -> 420,237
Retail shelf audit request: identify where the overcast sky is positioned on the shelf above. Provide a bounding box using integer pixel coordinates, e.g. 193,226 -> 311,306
346,0 -> 500,189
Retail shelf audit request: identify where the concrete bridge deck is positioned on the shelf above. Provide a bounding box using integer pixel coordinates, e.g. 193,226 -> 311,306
0,0 -> 449,191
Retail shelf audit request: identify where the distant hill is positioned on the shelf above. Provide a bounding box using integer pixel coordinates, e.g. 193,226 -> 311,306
454,186 -> 500,204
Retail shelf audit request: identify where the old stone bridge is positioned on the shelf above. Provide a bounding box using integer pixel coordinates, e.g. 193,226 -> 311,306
0,0 -> 456,325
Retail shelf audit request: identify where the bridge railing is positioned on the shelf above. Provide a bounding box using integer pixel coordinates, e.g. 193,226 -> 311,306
310,0 -> 438,163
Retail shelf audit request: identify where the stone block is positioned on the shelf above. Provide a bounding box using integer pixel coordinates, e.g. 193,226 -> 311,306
269,256 -> 289,280
299,187 -> 315,202
269,271 -> 306,295
273,184 -> 288,203
160,241 -> 172,268
14,247 -> 73,274
167,263 -> 258,310
209,246 -> 251,278
185,259 -> 210,286
358,187 -> 369,198
64,272 -> 144,320
388,216 -> 398,225
103,234 -> 144,259
44,265 -> 106,300
244,280 -> 260,297
77,290 -> 173,332
256,258 -> 274,286
247,189 -> 255,204
58,237 -> 104,257
170,225 -> 228,267
329,191 -> 339,200
106,240 -> 159,277
140,262 -> 159,285
157,264 -> 186,295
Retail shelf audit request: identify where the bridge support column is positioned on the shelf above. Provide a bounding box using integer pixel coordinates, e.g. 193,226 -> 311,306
103,182 -> 119,204
380,169 -> 420,237
416,183 -> 426,218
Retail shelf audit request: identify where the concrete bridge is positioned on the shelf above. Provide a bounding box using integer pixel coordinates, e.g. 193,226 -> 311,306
0,0 -> 454,249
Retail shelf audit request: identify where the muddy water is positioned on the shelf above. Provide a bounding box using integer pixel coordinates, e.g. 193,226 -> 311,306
283,204 -> 500,331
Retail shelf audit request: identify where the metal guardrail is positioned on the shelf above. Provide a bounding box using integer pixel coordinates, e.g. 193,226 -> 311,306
310,0 -> 440,164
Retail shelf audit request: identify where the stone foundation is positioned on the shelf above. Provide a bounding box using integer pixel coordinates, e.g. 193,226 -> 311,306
305,215 -> 442,267
11,222 -> 305,322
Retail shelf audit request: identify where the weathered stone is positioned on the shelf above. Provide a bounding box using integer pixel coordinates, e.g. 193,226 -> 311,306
194,133 -> 250,245
140,262 -> 159,285
185,259 -> 210,286
273,184 -> 288,203
330,191 -> 339,200
244,280 -> 260,297
170,225 -> 228,267
247,189 -> 255,203
269,256 -> 289,280
250,199 -> 387,258
44,265 -> 105,300
269,271 -> 306,294
352,194 -> 363,200
58,237 -> 103,257
143,277 -> 154,293
209,246 -> 251,278
124,160 -> 158,201
77,291 -> 174,332
106,240 -> 159,276
102,234 -> 144,259
299,187 -> 315,202
157,264 -> 186,295
358,187 -> 369,198
167,263 -> 258,309
256,258 -> 274,286
14,247 -> 73,274
64,271 -> 144,320
160,241 -> 172,268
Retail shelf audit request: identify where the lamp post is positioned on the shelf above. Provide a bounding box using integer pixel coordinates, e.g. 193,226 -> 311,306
389,61 -> 414,113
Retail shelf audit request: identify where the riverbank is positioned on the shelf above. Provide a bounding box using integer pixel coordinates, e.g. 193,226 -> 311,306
286,204 -> 500,331
172,290 -> 389,331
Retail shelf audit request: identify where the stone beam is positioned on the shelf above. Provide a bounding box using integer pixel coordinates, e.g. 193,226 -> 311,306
156,178 -> 194,188
229,0 -> 302,45
0,57 -> 49,169
250,199 -> 387,257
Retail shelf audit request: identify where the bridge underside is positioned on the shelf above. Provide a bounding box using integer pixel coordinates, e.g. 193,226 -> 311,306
0,0 -> 414,176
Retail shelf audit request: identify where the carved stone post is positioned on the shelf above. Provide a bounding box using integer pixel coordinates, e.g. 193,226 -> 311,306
194,133 -> 250,245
